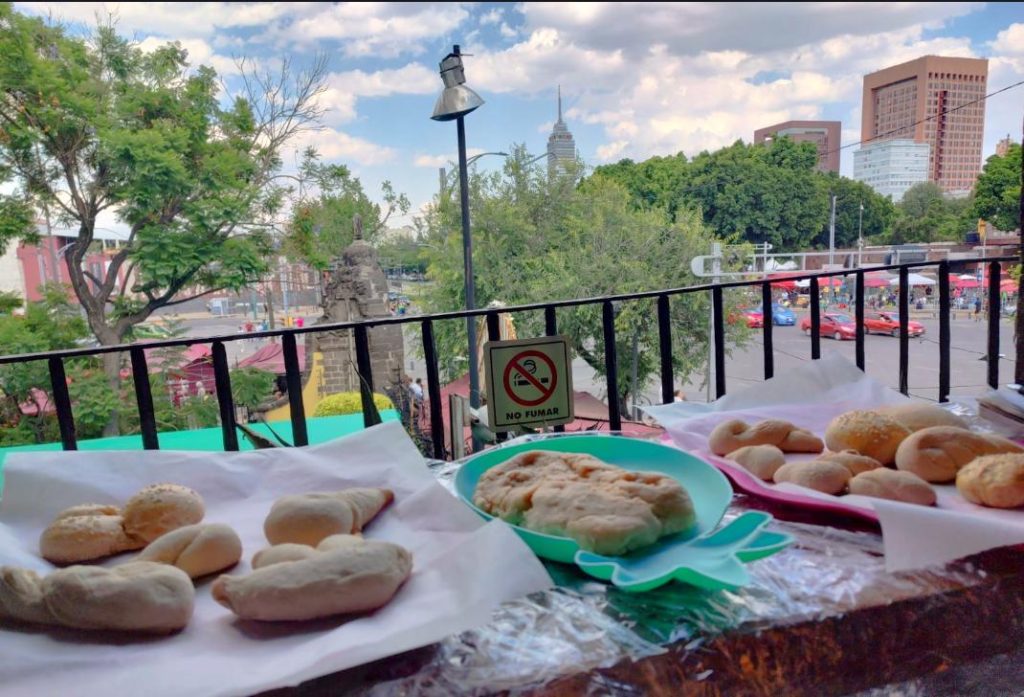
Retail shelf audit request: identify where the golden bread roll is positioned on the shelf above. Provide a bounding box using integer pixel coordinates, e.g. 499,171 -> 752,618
0,562 -> 194,634
956,454 -> 1024,509
824,410 -> 910,465
122,484 -> 205,544
894,426 -> 1023,483
39,513 -> 140,565
212,536 -> 412,622
263,488 -> 394,547
708,419 -> 823,456
817,450 -> 883,476
136,523 -> 242,579
773,461 -> 851,495
726,445 -> 785,481
875,403 -> 968,433
251,543 -> 319,570
848,468 -> 936,506
53,503 -> 121,520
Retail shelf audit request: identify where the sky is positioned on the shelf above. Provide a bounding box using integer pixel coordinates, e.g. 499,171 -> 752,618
13,1 -> 1024,229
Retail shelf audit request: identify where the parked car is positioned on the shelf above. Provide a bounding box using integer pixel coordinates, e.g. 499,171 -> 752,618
863,311 -> 925,337
742,309 -> 764,328
757,303 -> 796,326
799,312 -> 857,340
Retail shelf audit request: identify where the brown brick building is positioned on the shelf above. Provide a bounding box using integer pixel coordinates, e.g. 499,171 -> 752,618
861,56 -> 988,194
753,120 -> 841,172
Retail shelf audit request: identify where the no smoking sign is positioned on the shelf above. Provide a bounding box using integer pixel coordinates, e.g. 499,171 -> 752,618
485,336 -> 574,431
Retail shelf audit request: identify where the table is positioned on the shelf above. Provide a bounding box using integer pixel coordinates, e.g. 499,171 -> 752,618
264,463 -> 1024,697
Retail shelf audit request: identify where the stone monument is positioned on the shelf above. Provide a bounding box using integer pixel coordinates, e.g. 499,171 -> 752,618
310,214 -> 405,396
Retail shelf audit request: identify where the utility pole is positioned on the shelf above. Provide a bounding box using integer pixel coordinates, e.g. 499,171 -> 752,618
828,194 -> 837,268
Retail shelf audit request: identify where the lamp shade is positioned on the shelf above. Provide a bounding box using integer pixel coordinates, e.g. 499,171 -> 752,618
430,46 -> 484,121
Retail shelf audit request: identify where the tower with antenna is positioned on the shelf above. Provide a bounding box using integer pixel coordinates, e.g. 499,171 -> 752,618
546,85 -> 577,174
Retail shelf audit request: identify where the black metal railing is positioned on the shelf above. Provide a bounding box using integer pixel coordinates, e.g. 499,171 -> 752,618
0,256 -> 1014,458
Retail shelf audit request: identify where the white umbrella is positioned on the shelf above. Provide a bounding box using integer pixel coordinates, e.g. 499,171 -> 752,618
889,273 -> 936,286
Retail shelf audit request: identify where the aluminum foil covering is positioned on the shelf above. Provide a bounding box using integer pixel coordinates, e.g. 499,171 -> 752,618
339,443 -> 990,696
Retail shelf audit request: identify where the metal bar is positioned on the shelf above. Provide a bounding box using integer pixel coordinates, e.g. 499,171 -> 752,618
129,347 -> 159,450
486,311 -> 501,342
0,255 -> 1016,366
712,287 -> 726,398
760,282 -> 773,380
544,306 -> 565,433
854,271 -> 865,371
657,294 -> 674,403
353,325 -> 381,429
211,342 -> 238,451
281,333 -> 308,447
421,320 -> 446,460
48,357 -> 76,450
987,261 -> 1001,389
544,306 -> 557,337
899,266 -> 909,395
810,278 -> 821,360
938,261 -> 951,402
602,301 -> 621,431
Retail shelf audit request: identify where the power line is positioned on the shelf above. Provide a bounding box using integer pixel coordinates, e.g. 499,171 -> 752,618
827,78 -> 1024,158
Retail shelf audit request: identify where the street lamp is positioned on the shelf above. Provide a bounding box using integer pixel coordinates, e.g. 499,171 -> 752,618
431,44 -> 485,451
439,151 -> 508,197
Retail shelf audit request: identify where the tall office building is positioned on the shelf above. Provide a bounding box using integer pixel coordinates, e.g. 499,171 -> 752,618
753,120 -> 841,172
546,86 -> 577,173
853,139 -> 930,202
861,55 -> 988,195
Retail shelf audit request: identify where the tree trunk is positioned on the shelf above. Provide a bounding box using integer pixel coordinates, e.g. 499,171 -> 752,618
95,327 -> 126,437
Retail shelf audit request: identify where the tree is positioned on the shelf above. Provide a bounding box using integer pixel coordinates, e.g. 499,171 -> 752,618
417,146 -> 747,413
813,173 -> 895,250
879,182 -> 972,245
283,149 -> 409,272
0,5 -> 327,433
973,143 -> 1022,233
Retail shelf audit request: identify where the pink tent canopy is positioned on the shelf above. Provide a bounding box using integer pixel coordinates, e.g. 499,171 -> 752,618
954,277 -> 981,289
238,342 -> 307,374
863,272 -> 892,288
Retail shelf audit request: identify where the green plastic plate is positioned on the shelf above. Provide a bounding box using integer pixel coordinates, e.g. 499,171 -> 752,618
454,435 -> 734,564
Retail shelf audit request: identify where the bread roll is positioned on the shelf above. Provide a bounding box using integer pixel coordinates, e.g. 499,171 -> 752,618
773,461 -> 851,495
264,488 -> 394,546
817,450 -> 882,476
212,537 -> 412,622
53,503 -> 121,520
122,484 -> 205,544
39,513 -> 140,565
956,454 -> 1024,509
894,426 -> 1023,483
875,403 -> 968,432
0,562 -> 194,634
824,410 -> 910,465
709,419 -> 823,455
726,445 -> 785,481
136,523 -> 242,579
848,468 -> 936,506
251,543 -> 319,570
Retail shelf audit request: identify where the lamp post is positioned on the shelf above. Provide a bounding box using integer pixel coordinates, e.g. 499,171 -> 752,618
857,201 -> 864,269
431,44 -> 485,451
828,194 -> 837,268
438,151 -> 508,198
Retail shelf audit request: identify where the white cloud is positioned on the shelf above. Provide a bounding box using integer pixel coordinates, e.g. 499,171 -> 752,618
316,63 -> 437,125
413,148 -> 485,168
292,128 -> 397,166
990,23 -> 1024,55
479,8 -> 503,26
499,22 -> 518,39
136,36 -> 239,76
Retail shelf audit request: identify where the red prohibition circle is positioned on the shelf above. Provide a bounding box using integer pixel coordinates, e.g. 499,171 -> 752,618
502,350 -> 558,407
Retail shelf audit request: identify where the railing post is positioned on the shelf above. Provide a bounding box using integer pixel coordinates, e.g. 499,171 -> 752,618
421,319 -> 446,460
810,278 -> 821,360
854,271 -> 865,372
987,261 -> 1001,389
353,325 -> 381,429
544,307 -> 565,432
48,357 -> 76,451
130,347 -> 159,450
657,295 -> 675,402
602,301 -> 621,431
760,282 -> 773,380
899,266 -> 909,395
712,286 -> 726,398
938,261 -> 951,402
281,333 -> 308,447
486,311 -> 501,342
211,342 -> 238,451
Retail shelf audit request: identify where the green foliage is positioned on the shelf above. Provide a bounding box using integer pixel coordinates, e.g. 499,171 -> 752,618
878,182 -> 973,245
813,173 -> 895,248
230,367 -> 276,412
972,143 -> 1021,232
283,149 -> 410,271
418,146 -> 746,410
0,290 -> 23,314
314,391 -> 394,417
376,235 -> 427,275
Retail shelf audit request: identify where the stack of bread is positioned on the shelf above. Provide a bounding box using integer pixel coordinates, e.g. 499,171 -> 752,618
710,403 -> 1024,510
0,483 -> 412,636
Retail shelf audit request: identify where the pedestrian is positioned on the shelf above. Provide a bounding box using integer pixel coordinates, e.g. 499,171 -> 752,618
295,317 -> 304,328
974,296 -> 982,321
673,389 -> 686,402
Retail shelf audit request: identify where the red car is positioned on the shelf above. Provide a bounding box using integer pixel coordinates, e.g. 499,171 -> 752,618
800,312 -> 857,341
743,309 -> 764,328
864,311 -> 925,337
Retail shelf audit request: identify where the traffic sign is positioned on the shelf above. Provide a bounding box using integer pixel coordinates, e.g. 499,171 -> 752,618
484,336 -> 574,431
